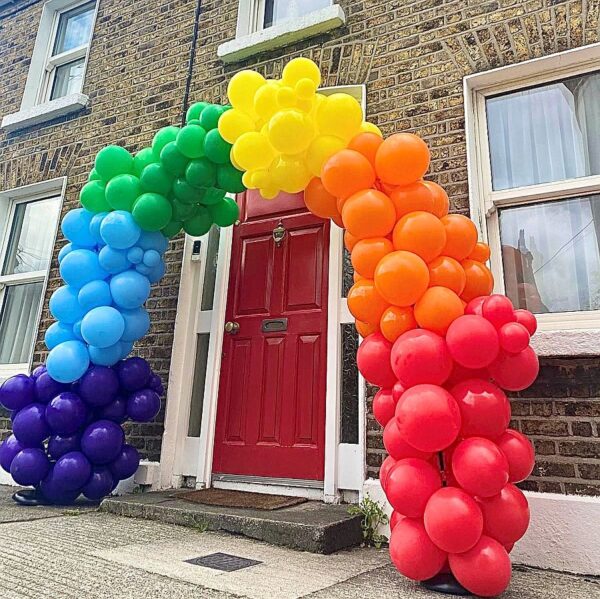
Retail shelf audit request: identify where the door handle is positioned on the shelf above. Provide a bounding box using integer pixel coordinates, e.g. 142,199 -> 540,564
224,321 -> 240,334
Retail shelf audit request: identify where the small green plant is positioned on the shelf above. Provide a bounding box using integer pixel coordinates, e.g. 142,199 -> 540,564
348,495 -> 389,548
61,509 -> 82,516
192,518 -> 208,533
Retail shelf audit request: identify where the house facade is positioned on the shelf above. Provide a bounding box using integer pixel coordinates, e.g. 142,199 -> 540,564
1,0 -> 599,572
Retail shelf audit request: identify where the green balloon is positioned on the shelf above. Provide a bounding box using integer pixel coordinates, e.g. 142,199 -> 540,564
80,180 -> 111,213
217,164 -> 245,194
88,168 -> 102,182
187,119 -> 202,126
199,104 -> 222,131
95,145 -> 134,181
162,220 -> 183,238
105,174 -> 141,211
140,163 -> 174,196
160,141 -> 189,176
132,193 -> 173,231
173,178 -> 202,205
186,101 -> 209,123
208,197 -> 239,227
172,199 -> 198,221
203,129 -> 232,165
133,147 -> 157,177
152,126 -> 179,159
183,206 -> 213,237
201,187 -> 226,206
176,125 -> 207,159
186,158 -> 217,189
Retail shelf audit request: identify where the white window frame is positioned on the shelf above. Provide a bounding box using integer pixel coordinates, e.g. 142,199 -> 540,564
0,178 -> 65,381
464,42 -> 600,356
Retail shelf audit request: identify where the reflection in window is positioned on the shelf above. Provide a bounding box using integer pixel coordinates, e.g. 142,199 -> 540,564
340,323 -> 359,444
53,1 -> 96,54
201,226 -> 220,311
188,334 -> 210,437
264,0 -> 330,28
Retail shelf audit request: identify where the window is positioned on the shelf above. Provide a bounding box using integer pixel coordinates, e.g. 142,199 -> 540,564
0,182 -> 63,378
263,0 -> 330,29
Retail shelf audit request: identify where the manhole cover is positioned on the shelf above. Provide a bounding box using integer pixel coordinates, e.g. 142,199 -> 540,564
185,552 -> 262,572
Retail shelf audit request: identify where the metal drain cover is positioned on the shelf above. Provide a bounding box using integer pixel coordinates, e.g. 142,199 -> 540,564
185,552 -> 262,572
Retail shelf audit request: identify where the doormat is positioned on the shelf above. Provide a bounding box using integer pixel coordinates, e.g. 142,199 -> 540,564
176,488 -> 307,511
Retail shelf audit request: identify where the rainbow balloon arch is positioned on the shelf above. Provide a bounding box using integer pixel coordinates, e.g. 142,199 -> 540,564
0,58 -> 539,597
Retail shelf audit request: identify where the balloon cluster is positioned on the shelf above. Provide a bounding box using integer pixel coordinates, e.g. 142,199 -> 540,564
0,358 -> 162,504
220,57 -> 379,201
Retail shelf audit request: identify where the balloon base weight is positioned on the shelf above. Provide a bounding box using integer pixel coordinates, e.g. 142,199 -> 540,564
12,488 -> 50,506
421,573 -> 470,596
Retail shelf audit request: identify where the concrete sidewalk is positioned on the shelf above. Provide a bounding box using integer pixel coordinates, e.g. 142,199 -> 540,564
0,486 -> 598,599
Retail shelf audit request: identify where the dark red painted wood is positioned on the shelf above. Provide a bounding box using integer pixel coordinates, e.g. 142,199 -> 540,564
212,190 -> 330,481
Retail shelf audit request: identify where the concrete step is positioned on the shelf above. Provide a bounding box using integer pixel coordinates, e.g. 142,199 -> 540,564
100,490 -> 363,554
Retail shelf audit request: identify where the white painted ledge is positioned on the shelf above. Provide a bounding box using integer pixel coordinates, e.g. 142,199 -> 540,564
218,5 -> 346,64
531,329 -> 600,357
1,93 -> 89,132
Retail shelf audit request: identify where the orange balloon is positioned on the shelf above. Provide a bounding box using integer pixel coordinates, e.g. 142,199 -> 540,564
441,214 -> 478,261
331,211 -> 344,228
347,279 -> 389,324
348,132 -> 383,166
344,231 -> 359,251
469,241 -> 491,263
423,181 -> 449,218
322,149 -> 376,199
390,181 -> 435,219
374,250 -> 430,307
380,306 -> 417,343
461,259 -> 494,302
356,319 -> 378,337
428,256 -> 466,295
392,211 -> 447,263
304,177 -> 338,219
342,189 -> 397,239
351,237 -> 394,279
336,195 -> 346,214
353,272 -> 364,283
375,133 -> 430,186
414,286 -> 465,335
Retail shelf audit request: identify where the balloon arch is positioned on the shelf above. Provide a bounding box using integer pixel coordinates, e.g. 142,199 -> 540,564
0,58 -> 538,597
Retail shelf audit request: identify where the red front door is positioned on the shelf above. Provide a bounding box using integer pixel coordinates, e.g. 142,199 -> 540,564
212,191 -> 330,481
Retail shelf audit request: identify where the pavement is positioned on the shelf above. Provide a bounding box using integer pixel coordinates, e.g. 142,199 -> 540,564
0,486 -> 598,599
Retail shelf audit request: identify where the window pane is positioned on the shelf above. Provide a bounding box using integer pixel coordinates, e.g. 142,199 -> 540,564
53,1 -> 95,54
201,226 -> 221,311
340,323 -> 359,444
3,198 -> 61,276
264,0 -> 330,28
487,71 -> 600,190
342,246 -> 353,298
0,283 -> 44,364
499,195 -> 600,314
50,58 -> 85,100
188,334 -> 210,437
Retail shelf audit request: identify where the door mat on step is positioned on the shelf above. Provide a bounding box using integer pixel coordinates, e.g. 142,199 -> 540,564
176,488 -> 307,510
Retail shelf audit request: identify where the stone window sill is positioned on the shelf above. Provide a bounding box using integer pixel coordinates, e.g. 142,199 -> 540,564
218,5 -> 346,64
1,93 -> 89,132
531,329 -> 600,357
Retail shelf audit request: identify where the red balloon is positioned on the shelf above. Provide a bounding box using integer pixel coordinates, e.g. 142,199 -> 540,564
445,315 -> 500,369
390,518 -> 448,581
383,418 -> 433,461
482,295 -> 516,329
450,379 -> 511,439
465,296 -> 486,316
385,458 -> 441,517
373,388 -> 396,427
445,363 -> 490,387
514,309 -> 537,335
391,380 -> 406,402
478,483 -> 530,545
505,542 -> 514,554
391,329 -> 453,387
379,455 -> 397,491
452,437 -> 509,497
424,487 -> 484,553
498,322 -> 530,354
390,510 -> 404,530
449,535 -> 512,597
395,384 -> 461,453
496,428 -> 535,483
356,333 -> 397,388
488,346 -> 539,391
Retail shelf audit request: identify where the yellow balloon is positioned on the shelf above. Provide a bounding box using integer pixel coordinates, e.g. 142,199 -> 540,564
316,93 -> 363,141
242,170 -> 254,188
218,109 -> 255,144
295,78 -> 317,100
227,70 -> 266,117
232,132 -> 275,171
254,83 -> 280,121
277,86 -> 297,109
267,109 -> 315,155
282,57 -> 321,87
272,158 -> 311,194
306,135 -> 346,177
260,186 -> 279,200
296,98 -> 314,114
359,121 -> 383,137
252,169 -> 271,189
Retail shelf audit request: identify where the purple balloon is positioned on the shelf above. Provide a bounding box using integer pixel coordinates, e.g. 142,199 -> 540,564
53,451 -> 92,491
45,392 -> 88,435
96,395 -> 127,423
40,470 -> 80,505
148,373 -> 164,396
10,448 -> 50,486
34,372 -> 68,404
0,435 -> 25,472
116,357 -> 151,392
81,420 -> 124,465
82,467 -> 114,501
79,366 -> 120,407
31,365 -> 47,380
109,444 -> 140,481
48,434 -> 81,460
127,389 -> 160,422
0,374 -> 35,411
12,404 -> 50,446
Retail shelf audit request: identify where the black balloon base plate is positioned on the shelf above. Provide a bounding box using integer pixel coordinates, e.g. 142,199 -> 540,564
422,573 -> 470,596
12,488 -> 50,506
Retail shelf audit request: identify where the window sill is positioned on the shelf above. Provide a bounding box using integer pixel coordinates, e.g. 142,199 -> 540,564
531,328 -> 600,357
0,364 -> 29,384
1,93 -> 89,132
217,5 -> 346,64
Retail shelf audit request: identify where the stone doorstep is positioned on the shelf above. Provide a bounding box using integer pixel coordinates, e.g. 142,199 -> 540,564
100,491 -> 364,555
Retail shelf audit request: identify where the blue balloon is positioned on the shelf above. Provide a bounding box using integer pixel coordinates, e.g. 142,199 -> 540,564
98,246 -> 131,274
61,209 -> 96,247
121,308 -> 150,342
45,322 -> 75,350
147,260 -> 166,284
110,270 -> 151,309
89,212 -> 109,244
135,264 -> 152,276
47,341 -> 90,384
58,243 -> 82,263
89,343 -> 124,367
72,320 -> 84,341
78,280 -> 112,311
60,249 -> 108,289
137,230 -> 168,254
81,306 -> 125,348
126,246 -> 144,264
49,286 -> 85,324
100,211 -> 141,250
143,249 -> 160,267
120,341 -> 134,360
